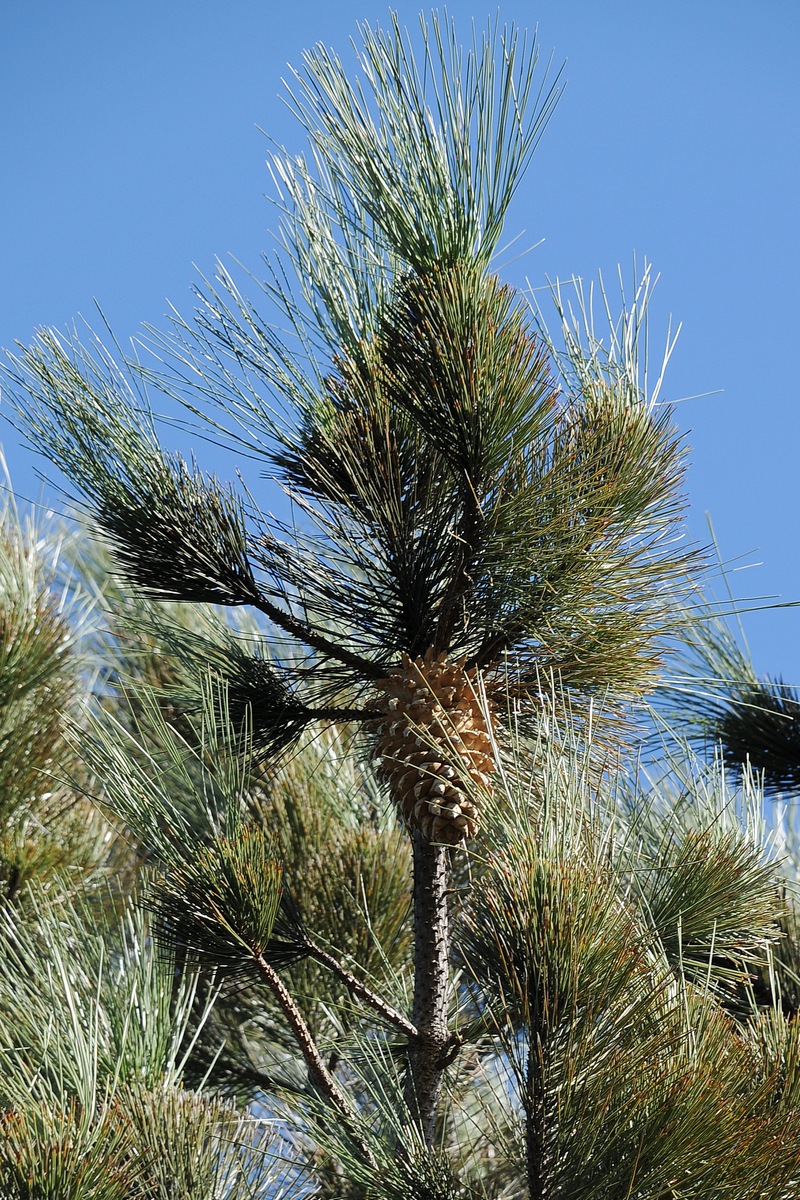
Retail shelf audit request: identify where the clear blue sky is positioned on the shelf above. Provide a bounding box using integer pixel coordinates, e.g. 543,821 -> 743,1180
2,1 -> 799,682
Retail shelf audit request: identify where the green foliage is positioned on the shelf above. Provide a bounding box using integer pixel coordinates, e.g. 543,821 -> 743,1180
121,1086 -> 274,1199
0,895 -> 206,1108
282,12 -> 560,275
257,728 -> 413,980
7,328 -> 261,608
0,1099 -> 133,1200
0,485 -> 124,898
3,8 -> 800,1198
652,588 -> 800,794
0,493 -> 77,818
0,886 -> 286,1197
1,514 -> 800,1193
155,826 -> 287,973
634,823 -> 779,982
454,730 -> 799,1198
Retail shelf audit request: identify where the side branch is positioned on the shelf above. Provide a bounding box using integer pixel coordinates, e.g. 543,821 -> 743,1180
252,595 -> 387,679
305,937 -> 418,1038
308,706 -> 382,723
255,954 -> 377,1169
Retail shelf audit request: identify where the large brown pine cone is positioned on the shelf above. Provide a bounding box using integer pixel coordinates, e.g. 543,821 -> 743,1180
371,650 -> 495,845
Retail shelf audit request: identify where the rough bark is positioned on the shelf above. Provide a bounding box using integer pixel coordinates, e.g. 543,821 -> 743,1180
305,938 -> 418,1037
406,831 -> 452,1144
256,954 -> 377,1168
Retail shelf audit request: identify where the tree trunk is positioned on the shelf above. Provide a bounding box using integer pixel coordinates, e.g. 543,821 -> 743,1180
406,830 -> 451,1144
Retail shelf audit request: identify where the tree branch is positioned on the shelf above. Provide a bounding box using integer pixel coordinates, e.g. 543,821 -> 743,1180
251,595 -> 388,679
255,953 -> 377,1168
304,937 -> 418,1039
308,706 -> 382,723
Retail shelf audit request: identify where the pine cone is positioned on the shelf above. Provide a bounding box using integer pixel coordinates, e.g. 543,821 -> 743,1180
371,650 -> 494,845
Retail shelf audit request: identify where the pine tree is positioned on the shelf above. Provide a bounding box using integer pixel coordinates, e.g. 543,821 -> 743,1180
3,12 -> 800,1197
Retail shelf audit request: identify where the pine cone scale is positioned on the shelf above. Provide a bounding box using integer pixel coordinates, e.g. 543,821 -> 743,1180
371,650 -> 494,844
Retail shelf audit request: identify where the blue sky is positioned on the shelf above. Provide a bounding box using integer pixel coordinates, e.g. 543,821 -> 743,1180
2,1 -> 799,681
